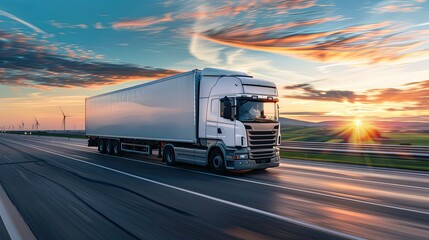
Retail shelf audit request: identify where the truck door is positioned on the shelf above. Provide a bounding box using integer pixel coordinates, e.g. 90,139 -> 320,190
206,98 -> 219,139
218,98 -> 236,147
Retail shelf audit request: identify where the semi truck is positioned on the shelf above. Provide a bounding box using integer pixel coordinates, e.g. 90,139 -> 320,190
86,68 -> 280,173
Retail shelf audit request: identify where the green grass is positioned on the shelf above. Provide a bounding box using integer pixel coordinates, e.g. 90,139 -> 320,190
281,151 -> 429,171
381,133 -> 429,146
281,125 -> 429,146
281,126 -> 339,142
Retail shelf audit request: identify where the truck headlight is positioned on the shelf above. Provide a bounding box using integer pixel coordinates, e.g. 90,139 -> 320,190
235,154 -> 248,160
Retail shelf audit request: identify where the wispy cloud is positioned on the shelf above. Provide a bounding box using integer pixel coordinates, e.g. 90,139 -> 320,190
200,20 -> 429,65
112,13 -> 173,30
284,80 -> 429,111
284,83 -> 358,103
94,22 -> 106,29
372,0 -> 425,14
0,31 -> 180,88
0,9 -> 46,34
112,0 -> 320,32
50,20 -> 88,29
181,0 -> 429,66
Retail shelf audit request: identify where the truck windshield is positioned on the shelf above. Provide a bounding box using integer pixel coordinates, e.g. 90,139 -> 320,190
237,99 -> 278,123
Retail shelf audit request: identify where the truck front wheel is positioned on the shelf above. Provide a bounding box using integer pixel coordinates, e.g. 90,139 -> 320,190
210,150 -> 226,175
98,138 -> 106,153
163,146 -> 175,166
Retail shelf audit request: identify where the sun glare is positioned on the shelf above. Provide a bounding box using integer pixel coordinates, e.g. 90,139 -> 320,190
354,119 -> 362,127
333,119 -> 381,144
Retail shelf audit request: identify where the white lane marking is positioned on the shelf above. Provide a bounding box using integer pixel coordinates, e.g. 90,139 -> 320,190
0,184 -> 37,240
3,139 -> 364,240
71,154 -> 90,160
7,137 -> 429,215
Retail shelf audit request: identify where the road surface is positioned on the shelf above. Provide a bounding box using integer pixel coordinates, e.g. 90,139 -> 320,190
0,134 -> 428,240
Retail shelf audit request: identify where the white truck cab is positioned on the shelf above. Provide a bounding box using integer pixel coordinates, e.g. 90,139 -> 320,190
198,68 -> 280,172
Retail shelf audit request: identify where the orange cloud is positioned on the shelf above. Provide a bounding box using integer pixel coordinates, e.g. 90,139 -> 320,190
199,20 -> 429,64
0,30 -> 181,89
175,0 -> 318,20
284,80 -> 429,111
112,13 -> 173,30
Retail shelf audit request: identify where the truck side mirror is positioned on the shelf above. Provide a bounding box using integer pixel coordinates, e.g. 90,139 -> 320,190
221,97 -> 235,121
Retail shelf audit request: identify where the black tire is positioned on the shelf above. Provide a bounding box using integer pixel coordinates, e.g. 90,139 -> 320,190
113,140 -> 122,156
98,138 -> 106,153
163,146 -> 175,166
209,149 -> 227,175
106,139 -> 113,155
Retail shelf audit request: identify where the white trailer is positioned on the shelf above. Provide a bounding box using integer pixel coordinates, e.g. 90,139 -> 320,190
86,68 -> 280,173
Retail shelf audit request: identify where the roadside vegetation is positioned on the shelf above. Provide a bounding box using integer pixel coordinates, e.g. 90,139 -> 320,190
281,125 -> 429,146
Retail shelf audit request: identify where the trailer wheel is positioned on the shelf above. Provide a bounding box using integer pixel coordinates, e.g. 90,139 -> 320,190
113,140 -> 122,156
210,149 -> 226,175
98,138 -> 106,153
163,146 -> 175,166
106,139 -> 113,155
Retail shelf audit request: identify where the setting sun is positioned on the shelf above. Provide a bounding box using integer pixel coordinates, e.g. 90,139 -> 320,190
334,119 -> 381,144
354,119 -> 362,127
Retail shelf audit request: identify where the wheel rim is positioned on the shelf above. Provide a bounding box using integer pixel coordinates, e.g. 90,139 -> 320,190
106,141 -> 111,152
99,141 -> 104,151
212,155 -> 223,169
113,142 -> 119,154
166,149 -> 173,163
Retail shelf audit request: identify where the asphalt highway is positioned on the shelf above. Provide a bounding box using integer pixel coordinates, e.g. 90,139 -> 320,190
0,134 -> 428,240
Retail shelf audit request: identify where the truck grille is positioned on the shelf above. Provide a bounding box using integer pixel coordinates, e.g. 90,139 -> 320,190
245,124 -> 279,163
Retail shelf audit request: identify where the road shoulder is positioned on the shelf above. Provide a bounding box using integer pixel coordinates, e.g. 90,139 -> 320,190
0,183 -> 36,240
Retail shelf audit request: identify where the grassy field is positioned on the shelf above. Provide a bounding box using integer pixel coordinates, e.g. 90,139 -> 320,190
281,126 -> 341,142
281,151 -> 429,171
281,125 -> 429,146
381,133 -> 429,146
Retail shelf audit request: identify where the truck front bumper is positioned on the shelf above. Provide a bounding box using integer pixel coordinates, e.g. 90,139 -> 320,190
226,154 -> 280,170
225,147 -> 280,170
232,160 -> 280,170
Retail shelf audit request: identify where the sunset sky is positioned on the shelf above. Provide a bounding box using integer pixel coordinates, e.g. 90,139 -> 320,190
1,0 -> 429,130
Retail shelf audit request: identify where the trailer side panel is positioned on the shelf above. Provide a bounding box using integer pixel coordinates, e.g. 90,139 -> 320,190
86,71 -> 197,143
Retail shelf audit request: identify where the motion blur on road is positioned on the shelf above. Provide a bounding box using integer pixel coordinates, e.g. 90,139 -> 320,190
0,133 -> 428,240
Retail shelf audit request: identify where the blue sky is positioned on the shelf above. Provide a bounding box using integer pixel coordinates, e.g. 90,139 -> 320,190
0,0 -> 429,129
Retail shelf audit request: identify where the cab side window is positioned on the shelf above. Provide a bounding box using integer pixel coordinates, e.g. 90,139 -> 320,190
220,100 -> 225,118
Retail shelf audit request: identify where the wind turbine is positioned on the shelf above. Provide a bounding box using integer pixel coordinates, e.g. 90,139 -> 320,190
35,117 -> 40,131
21,120 -> 25,130
59,106 -> 69,131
